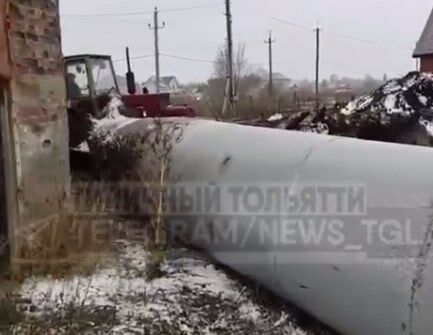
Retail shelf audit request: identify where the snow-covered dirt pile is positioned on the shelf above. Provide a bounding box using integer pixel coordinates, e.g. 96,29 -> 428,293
341,71 -> 433,125
8,241 -> 333,335
268,113 -> 284,122
91,93 -> 139,144
70,92 -> 140,154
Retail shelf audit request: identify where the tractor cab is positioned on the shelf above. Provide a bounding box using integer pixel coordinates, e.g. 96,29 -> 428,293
65,55 -> 120,148
65,54 -> 119,119
64,52 -> 196,149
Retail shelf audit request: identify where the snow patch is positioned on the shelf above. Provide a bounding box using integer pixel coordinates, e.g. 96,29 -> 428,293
420,118 -> 433,137
268,113 -> 283,122
16,242 -> 311,334
418,93 -> 428,106
74,141 -> 90,153
91,94 -> 139,143
341,100 -> 356,116
239,302 -> 262,322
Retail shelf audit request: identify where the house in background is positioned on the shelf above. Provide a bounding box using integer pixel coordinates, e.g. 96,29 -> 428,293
144,76 -> 181,94
273,73 -> 292,90
414,8 -> 433,72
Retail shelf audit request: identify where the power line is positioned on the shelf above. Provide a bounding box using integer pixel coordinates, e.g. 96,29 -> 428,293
232,2 -> 414,51
161,4 -> 219,14
160,53 -> 213,64
112,54 -> 153,63
62,3 -> 218,18
268,17 -> 312,31
62,11 -> 153,18
323,31 -> 413,51
112,48 -> 406,75
159,53 -> 382,72
114,53 -> 213,64
322,59 -> 408,76
232,3 -> 314,31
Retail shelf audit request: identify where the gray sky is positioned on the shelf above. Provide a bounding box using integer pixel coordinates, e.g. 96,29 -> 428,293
60,0 -> 433,84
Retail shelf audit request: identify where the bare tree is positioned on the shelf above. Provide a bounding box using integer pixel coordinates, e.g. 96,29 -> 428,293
213,46 -> 227,79
213,42 -> 249,81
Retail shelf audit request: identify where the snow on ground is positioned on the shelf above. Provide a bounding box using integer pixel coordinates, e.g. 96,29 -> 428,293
419,118 -> 433,137
11,241 -> 328,335
268,113 -> 284,122
74,141 -> 90,153
300,122 -> 330,135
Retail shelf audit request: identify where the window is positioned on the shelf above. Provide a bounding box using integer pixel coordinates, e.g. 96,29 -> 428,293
90,58 -> 117,96
66,61 -> 90,99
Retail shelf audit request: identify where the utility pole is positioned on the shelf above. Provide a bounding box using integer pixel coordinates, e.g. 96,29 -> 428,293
265,30 -> 275,96
149,7 -> 165,93
315,24 -> 321,113
225,0 -> 235,113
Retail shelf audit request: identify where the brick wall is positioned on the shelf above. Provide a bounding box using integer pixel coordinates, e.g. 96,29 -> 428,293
0,0 -> 70,259
0,5 -> 10,79
420,55 -> 433,72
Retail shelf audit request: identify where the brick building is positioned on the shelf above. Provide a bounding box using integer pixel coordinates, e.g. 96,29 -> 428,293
0,0 -> 70,259
414,8 -> 433,72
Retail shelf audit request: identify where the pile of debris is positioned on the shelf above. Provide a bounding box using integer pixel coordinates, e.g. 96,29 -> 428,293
339,71 -> 433,144
341,71 -> 433,121
244,72 -> 433,146
237,110 -> 332,136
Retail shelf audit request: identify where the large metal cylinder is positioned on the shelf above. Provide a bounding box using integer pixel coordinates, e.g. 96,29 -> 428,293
114,118 -> 433,335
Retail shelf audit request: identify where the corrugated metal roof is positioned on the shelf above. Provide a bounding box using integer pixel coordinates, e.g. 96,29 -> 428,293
414,8 -> 433,57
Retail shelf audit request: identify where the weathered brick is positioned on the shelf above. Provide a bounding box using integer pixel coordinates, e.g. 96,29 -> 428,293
0,0 -> 70,260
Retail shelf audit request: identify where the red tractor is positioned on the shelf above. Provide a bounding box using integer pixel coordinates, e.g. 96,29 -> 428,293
64,53 -> 195,148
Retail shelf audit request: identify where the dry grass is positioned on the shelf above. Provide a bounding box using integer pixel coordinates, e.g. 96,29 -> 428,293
12,119 -> 182,276
193,89 -> 290,121
0,119 -> 183,334
10,214 -> 114,281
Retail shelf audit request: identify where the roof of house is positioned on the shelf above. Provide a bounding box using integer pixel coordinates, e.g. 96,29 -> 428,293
146,76 -> 179,87
273,72 -> 291,81
414,8 -> 433,57
161,76 -> 178,84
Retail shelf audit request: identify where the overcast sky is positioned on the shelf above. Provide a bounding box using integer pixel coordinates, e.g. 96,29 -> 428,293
60,0 -> 433,84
